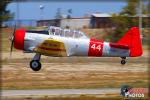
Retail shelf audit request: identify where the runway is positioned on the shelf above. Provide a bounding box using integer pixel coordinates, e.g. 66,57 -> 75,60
1,88 -> 120,97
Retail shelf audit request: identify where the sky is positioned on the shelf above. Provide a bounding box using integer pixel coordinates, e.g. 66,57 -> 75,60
7,1 -> 127,20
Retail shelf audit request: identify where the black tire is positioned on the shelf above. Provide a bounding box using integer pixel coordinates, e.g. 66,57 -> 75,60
30,60 -> 41,71
121,60 -> 126,65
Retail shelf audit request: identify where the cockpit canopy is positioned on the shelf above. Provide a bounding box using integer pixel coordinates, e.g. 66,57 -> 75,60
48,26 -> 88,39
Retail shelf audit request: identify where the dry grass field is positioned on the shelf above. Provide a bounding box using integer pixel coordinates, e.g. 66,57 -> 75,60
1,51 -> 149,90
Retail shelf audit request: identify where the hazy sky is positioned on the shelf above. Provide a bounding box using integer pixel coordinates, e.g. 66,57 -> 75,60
7,1 -> 127,20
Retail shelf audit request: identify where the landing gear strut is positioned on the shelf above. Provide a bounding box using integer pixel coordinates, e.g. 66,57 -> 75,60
30,53 -> 41,71
121,57 -> 126,65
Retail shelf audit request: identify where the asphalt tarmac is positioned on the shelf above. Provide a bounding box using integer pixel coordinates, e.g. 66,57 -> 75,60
1,88 -> 120,97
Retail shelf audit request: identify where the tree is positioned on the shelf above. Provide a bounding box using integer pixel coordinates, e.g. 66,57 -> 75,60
120,0 -> 138,16
0,0 -> 13,27
147,0 -> 150,14
142,0 -> 150,28
67,9 -> 72,19
55,8 -> 62,19
109,0 -> 139,42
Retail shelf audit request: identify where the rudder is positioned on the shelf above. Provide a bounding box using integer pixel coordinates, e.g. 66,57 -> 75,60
117,27 -> 143,57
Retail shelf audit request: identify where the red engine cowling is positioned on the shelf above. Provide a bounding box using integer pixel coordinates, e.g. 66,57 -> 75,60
14,29 -> 26,50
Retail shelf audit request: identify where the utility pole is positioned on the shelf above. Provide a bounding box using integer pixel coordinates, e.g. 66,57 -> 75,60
39,5 -> 44,20
139,0 -> 142,36
16,0 -> 19,27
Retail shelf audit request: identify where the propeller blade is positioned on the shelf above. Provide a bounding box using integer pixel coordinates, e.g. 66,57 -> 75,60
10,25 -> 16,56
10,37 -> 14,52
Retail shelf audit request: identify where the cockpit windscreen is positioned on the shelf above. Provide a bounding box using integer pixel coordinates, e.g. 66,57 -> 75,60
48,26 -> 88,39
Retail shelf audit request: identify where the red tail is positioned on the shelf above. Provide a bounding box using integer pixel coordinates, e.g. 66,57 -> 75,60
118,27 -> 143,57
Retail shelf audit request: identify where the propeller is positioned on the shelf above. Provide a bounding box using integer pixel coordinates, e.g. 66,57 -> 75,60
10,25 -> 16,56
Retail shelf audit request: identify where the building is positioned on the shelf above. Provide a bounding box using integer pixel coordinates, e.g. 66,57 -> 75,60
36,13 -> 150,29
90,13 -> 114,28
36,13 -> 113,29
60,18 -> 90,29
37,19 -> 60,27
37,18 -> 90,29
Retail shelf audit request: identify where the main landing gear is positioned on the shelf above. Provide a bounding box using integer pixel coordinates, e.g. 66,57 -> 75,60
30,53 -> 41,71
121,57 -> 126,65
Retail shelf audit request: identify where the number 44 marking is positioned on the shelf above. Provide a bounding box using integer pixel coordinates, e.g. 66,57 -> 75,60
91,44 -> 101,51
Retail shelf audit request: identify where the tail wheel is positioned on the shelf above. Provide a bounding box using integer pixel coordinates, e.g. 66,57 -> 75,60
30,60 -> 41,71
121,60 -> 126,65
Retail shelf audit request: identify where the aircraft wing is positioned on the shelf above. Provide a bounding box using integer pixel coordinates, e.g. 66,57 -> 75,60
33,39 -> 67,57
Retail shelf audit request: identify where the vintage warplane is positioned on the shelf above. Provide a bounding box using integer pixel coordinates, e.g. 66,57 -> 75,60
10,26 -> 142,71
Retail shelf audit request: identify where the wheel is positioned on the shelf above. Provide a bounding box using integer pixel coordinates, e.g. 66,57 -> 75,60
30,60 -> 41,71
121,60 -> 126,65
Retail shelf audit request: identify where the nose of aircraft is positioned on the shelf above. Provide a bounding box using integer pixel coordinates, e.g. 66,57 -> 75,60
10,26 -> 26,56
14,29 -> 26,50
